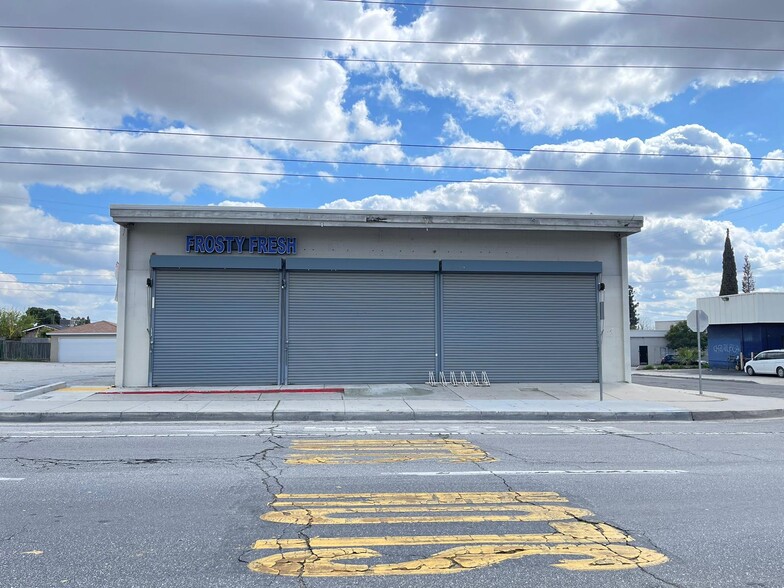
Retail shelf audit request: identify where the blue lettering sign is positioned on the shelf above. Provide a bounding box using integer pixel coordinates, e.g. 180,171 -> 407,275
186,235 -> 298,255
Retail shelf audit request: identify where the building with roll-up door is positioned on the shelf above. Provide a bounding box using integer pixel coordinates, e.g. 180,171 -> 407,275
111,206 -> 642,388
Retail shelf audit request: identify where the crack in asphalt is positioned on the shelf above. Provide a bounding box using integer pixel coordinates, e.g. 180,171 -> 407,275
465,447 -> 686,583
726,451 -> 769,463
4,526 -> 27,542
8,456 -> 256,469
610,433 -> 709,462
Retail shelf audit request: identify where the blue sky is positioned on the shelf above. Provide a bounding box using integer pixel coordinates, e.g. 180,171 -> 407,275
1,0 -> 783,325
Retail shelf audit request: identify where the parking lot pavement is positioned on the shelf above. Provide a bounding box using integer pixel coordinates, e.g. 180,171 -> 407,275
0,361 -> 115,392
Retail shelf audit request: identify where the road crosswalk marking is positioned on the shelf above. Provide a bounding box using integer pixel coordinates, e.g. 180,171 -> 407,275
285,438 -> 495,464
248,490 -> 668,576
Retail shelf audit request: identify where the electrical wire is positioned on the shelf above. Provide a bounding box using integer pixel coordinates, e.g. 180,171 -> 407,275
1,144 -> 780,181
2,124 -> 779,162
2,44 -> 784,73
1,25 -> 783,54
324,0 -> 784,25
0,160 -> 777,192
0,280 -> 114,286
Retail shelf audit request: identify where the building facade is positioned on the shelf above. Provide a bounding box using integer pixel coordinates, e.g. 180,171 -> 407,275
630,330 -> 672,366
111,206 -> 642,387
698,292 -> 784,369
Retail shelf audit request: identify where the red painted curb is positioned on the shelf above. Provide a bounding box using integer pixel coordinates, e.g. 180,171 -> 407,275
102,388 -> 344,395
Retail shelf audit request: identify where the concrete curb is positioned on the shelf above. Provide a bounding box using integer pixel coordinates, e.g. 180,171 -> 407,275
1,408 -> 782,423
9,381 -> 67,401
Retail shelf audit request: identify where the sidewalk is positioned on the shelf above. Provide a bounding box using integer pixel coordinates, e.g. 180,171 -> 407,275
2,380 -> 783,422
633,368 -> 784,386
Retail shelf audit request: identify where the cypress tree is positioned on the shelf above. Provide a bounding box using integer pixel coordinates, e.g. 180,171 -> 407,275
719,229 -> 738,296
742,255 -> 755,293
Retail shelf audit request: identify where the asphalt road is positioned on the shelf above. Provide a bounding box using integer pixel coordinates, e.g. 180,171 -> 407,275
632,373 -> 784,398
1,420 -> 783,587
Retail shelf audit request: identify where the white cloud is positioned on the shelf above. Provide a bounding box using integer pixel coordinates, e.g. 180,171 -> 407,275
0,197 -> 118,271
628,217 -> 784,322
0,270 -> 117,321
215,200 -> 267,207
344,0 -> 784,133
325,124 -> 767,216
317,171 -> 339,183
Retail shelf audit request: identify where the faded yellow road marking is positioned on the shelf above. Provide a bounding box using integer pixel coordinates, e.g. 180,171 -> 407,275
21,550 -> 44,555
286,438 -> 494,464
248,491 -> 669,577
249,543 -> 668,576
273,491 -> 567,505
253,521 -> 631,550
263,491 -> 579,525
262,504 -> 592,525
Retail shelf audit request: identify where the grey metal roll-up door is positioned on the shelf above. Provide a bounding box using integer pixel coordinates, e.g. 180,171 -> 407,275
152,269 -> 280,386
286,272 -> 436,384
442,274 -> 598,382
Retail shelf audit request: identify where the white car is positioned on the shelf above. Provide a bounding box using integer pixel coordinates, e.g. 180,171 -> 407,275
745,350 -> 784,377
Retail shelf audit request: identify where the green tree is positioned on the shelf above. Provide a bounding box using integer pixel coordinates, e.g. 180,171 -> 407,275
665,320 -> 707,351
0,308 -> 35,340
25,307 -> 62,325
719,229 -> 738,296
628,285 -> 640,330
742,254 -> 755,293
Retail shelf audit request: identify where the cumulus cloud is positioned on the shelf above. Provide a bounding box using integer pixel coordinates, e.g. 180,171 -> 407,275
0,268 -> 117,321
325,124 -> 767,217
342,0 -> 784,133
0,198 -> 118,270
628,217 -> 784,322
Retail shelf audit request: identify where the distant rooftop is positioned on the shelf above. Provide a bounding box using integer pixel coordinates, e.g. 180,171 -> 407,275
698,292 -> 784,325
49,320 -> 117,336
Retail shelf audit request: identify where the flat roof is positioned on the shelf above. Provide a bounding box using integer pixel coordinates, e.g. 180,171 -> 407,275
110,205 -> 643,234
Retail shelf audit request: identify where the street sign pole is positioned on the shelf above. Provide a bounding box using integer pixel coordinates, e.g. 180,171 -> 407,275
696,313 -> 703,396
687,309 -> 709,396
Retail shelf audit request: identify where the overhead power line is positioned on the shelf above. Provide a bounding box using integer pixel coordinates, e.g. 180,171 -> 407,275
0,160 -> 777,192
2,25 -> 783,54
325,0 -> 784,24
2,124 -> 779,162
2,44 -> 784,74
0,234 -> 117,249
0,279 -> 114,286
2,144 -> 782,181
5,272 -> 112,278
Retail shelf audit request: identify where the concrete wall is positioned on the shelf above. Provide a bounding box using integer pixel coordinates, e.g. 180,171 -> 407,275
116,221 -> 632,386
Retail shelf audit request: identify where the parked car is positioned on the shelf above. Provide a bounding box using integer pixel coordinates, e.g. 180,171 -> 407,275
745,350 -> 784,377
660,354 -> 707,367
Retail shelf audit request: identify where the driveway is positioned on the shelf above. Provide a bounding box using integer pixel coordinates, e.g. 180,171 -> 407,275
0,362 -> 115,392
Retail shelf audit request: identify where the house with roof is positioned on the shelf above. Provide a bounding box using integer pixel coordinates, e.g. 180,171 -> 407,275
48,320 -> 117,363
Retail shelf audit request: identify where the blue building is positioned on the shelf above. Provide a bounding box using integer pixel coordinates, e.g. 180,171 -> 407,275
697,293 -> 784,369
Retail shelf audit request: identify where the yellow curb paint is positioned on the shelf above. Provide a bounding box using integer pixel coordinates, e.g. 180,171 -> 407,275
287,438 -> 495,464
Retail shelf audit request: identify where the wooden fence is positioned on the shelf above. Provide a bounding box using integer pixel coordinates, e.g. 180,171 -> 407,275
0,338 -> 51,361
